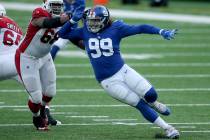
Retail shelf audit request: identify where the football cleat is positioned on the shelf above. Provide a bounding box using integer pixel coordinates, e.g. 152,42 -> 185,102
33,116 -> 49,131
150,101 -> 171,116
165,125 -> 180,139
45,107 -> 62,126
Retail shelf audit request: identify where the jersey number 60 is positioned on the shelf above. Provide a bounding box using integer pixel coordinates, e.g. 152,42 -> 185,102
89,38 -> 114,58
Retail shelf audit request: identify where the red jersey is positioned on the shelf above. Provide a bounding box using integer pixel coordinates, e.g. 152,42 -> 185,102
18,7 -> 59,58
0,16 -> 23,51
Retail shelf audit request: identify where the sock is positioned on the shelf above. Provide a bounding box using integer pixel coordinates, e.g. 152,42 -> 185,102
136,99 -> 158,123
144,87 -> 158,103
45,104 -> 50,109
42,95 -> 52,106
50,45 -> 60,60
154,116 -> 170,129
28,100 -> 41,117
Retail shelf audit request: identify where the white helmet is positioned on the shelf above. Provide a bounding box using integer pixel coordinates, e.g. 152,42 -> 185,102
43,0 -> 64,17
0,4 -> 6,16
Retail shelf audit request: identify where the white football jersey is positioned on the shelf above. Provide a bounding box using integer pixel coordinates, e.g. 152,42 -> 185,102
0,16 -> 23,53
18,8 -> 59,58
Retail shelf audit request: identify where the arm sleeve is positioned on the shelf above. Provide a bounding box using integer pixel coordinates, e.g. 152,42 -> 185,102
118,21 -> 161,38
42,17 -> 64,28
71,0 -> 85,23
58,21 -> 83,40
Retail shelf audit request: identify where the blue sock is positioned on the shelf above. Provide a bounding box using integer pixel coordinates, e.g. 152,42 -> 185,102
144,87 -> 158,103
50,45 -> 60,60
136,99 -> 158,123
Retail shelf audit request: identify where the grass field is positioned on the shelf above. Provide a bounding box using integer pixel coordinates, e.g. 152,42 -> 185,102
0,2 -> 210,140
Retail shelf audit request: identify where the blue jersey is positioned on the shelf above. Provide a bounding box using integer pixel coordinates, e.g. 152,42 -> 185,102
59,20 -> 161,82
63,0 -> 85,23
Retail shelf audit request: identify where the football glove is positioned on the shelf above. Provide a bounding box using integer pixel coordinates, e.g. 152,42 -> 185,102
160,29 -> 178,40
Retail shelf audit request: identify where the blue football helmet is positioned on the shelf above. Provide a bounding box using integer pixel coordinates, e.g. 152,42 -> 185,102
86,5 -> 110,33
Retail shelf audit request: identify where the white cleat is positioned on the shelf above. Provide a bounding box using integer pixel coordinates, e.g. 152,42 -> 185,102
165,125 -> 180,139
56,120 -> 62,125
150,101 -> 171,116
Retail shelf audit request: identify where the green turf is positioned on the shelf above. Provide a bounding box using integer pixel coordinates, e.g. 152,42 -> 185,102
1,4 -> 210,140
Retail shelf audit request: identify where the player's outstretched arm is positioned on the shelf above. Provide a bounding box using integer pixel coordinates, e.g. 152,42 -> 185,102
118,21 -> 177,40
32,14 -> 70,28
137,25 -> 178,40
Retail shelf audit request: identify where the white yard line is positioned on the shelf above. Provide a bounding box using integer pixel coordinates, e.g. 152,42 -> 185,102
152,126 -> 196,129
0,122 -> 210,127
55,62 -> 210,68
57,51 -> 210,58
57,74 -> 210,79
1,104 -> 210,109
65,116 -> 109,118
122,43 -> 210,48
51,112 -> 78,115
2,2 -> 210,24
111,9 -> 210,24
0,88 -> 210,93
13,109 -> 29,111
93,119 -> 138,122
57,51 -> 163,60
182,130 -> 210,133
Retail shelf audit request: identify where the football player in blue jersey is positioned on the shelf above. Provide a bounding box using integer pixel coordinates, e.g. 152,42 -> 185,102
50,0 -> 85,60
58,5 -> 179,139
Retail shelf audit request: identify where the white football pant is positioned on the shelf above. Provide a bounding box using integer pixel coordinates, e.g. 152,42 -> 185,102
15,52 -> 56,104
0,49 -> 18,80
101,64 -> 152,107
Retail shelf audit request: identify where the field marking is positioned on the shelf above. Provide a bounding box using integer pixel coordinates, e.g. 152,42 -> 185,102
2,2 -> 210,24
13,109 -> 29,111
0,122 -> 210,127
65,116 -> 109,118
57,51 -> 210,58
0,102 -> 5,104
57,74 -> 210,79
122,43 -> 210,48
57,51 -> 163,60
52,112 -> 78,115
181,130 -> 210,133
152,126 -> 196,129
56,62 -> 210,68
1,104 -> 210,109
0,88 -> 210,94
93,119 -> 138,122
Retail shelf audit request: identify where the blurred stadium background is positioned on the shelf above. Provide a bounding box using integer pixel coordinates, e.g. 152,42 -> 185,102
0,0 -> 210,139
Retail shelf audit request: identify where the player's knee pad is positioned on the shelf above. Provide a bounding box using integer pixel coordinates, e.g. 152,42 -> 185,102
44,82 -> 56,98
144,87 -> 158,103
53,38 -> 69,49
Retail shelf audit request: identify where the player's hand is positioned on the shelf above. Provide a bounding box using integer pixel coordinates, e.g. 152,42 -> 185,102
60,14 -> 70,23
160,29 -> 178,40
65,11 -> 72,19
